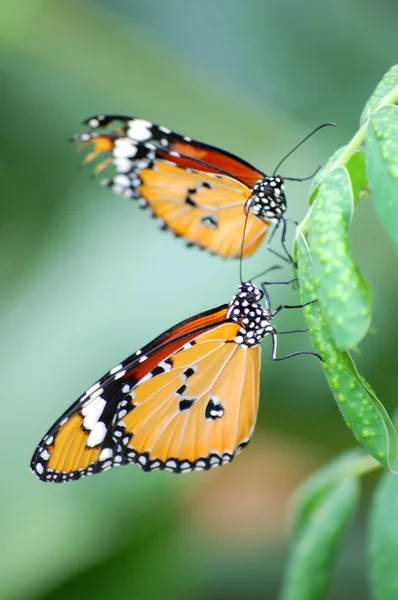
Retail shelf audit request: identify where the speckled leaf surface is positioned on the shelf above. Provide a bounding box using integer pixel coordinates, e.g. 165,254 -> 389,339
361,65 -> 398,125
308,167 -> 372,349
366,104 -> 398,250
295,234 -> 397,470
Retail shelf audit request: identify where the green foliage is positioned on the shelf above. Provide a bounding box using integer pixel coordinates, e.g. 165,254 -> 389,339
366,105 -> 398,249
282,65 -> 398,600
308,167 -> 372,348
295,65 -> 398,468
361,65 -> 398,125
296,234 -> 397,470
369,470 -> 398,599
281,450 -> 372,600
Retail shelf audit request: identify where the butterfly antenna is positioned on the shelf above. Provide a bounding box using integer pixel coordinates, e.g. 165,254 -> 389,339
239,198 -> 252,283
273,122 -> 336,176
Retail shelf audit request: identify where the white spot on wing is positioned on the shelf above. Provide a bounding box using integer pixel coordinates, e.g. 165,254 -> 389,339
113,157 -> 133,173
114,138 -> 137,159
114,369 -> 126,380
84,382 -> 101,398
99,448 -> 113,461
83,397 -> 106,430
113,175 -> 130,188
127,119 -> 152,141
87,422 -> 107,447
159,360 -> 172,371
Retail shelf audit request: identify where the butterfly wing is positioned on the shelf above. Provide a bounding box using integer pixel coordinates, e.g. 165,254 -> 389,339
71,117 -> 270,258
31,304 -> 261,481
113,322 -> 260,472
81,114 -> 265,186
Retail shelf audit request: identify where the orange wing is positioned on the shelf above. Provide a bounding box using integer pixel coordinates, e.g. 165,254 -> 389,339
31,281 -> 272,482
30,305 -> 236,482
138,161 -> 268,257
119,323 -> 260,471
31,291 -> 266,482
71,116 -> 272,258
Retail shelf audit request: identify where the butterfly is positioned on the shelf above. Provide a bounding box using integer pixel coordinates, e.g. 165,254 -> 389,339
71,114 -> 289,259
31,277 -> 318,482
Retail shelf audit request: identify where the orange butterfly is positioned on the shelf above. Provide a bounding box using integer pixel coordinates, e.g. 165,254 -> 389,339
71,114 -> 291,259
31,278 -> 318,482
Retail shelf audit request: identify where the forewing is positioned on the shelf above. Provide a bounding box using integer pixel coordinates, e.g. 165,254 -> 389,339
81,114 -> 265,186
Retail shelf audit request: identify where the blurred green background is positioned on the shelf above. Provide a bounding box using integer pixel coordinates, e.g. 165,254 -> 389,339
2,1 -> 397,599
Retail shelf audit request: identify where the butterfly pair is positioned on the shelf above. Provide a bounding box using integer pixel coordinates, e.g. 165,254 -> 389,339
31,116 -> 321,482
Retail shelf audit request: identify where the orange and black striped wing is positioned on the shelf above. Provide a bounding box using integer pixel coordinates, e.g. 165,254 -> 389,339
71,116 -> 270,258
30,304 -> 238,482
31,282 -> 269,482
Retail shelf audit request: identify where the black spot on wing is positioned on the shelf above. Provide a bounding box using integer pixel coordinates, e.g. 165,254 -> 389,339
201,215 -> 218,229
179,398 -> 195,411
185,196 -> 197,207
151,365 -> 166,376
205,398 -> 224,419
183,367 -> 195,378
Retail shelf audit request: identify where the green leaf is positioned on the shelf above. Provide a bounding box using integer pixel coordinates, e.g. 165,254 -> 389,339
308,167 -> 372,349
281,472 -> 359,600
361,65 -> 398,125
369,471 -> 398,599
309,148 -> 368,207
347,151 -> 368,204
295,233 -> 398,470
297,450 -> 379,512
309,146 -> 369,205
365,104 -> 398,250
308,147 -> 345,205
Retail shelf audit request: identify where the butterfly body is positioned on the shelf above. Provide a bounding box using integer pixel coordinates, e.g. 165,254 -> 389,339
31,282 -> 276,482
72,115 -> 287,258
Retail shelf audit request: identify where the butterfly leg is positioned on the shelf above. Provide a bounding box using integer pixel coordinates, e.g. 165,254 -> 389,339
271,298 -> 317,318
271,330 -> 322,361
265,220 -> 291,265
279,217 -> 297,268
265,218 -> 297,267
278,329 -> 308,334
260,277 -> 297,287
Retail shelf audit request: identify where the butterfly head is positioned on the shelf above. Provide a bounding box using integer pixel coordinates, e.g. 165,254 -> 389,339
227,282 -> 274,347
249,176 -> 286,222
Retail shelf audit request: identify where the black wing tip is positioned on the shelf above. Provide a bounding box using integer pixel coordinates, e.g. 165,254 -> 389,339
82,114 -> 135,127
